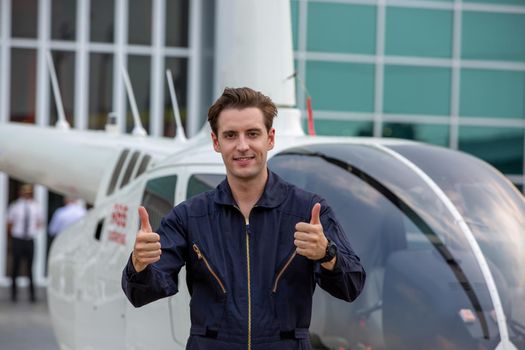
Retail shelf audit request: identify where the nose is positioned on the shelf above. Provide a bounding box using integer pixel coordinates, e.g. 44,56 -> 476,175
236,135 -> 249,152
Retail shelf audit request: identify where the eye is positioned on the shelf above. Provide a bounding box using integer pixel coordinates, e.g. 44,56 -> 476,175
223,132 -> 236,139
247,131 -> 260,138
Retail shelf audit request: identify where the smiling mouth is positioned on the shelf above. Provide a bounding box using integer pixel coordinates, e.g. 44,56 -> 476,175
234,156 -> 255,161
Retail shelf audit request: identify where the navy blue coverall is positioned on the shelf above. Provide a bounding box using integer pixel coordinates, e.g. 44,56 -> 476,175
122,171 -> 365,349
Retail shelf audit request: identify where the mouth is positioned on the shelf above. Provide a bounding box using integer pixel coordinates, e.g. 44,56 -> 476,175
233,155 -> 255,161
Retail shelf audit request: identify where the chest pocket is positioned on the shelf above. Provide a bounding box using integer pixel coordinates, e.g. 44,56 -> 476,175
188,243 -> 227,335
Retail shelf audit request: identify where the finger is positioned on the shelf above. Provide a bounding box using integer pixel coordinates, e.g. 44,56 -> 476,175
136,250 -> 162,259
295,222 -> 322,233
139,256 -> 161,265
310,202 -> 321,225
138,206 -> 153,233
294,231 -> 315,242
136,240 -> 161,251
138,231 -> 160,243
294,239 -> 314,250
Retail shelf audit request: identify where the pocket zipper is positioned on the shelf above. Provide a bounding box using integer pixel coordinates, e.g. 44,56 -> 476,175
192,244 -> 227,294
272,250 -> 297,293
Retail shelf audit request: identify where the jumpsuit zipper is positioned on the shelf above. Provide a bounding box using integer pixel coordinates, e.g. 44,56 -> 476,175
272,250 -> 297,293
234,205 -> 252,350
192,244 -> 227,294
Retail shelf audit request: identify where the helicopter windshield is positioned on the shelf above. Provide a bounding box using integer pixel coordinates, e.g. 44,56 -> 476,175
269,142 -> 525,350
389,143 -> 525,349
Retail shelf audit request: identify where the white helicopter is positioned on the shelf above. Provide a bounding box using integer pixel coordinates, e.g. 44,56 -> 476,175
1,1 -> 525,349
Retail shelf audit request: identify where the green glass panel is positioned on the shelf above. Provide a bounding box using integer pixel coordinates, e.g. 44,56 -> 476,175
383,65 -> 451,115
307,3 -> 376,54
383,122 -> 449,146
309,119 -> 373,137
306,61 -> 375,112
462,11 -> 525,62
460,69 -> 525,119
291,0 -> 299,50
385,7 -> 453,58
458,126 -> 524,174
464,0 -> 525,5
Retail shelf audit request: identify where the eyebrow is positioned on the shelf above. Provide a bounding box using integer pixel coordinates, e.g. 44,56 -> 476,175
221,128 -> 262,135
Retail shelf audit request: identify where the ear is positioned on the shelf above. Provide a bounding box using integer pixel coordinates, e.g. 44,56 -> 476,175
211,132 -> 220,152
267,128 -> 275,150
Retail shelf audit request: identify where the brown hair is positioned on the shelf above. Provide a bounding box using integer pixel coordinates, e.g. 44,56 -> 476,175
207,87 -> 277,135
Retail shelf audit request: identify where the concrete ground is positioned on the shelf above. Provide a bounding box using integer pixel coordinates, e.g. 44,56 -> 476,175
0,287 -> 60,350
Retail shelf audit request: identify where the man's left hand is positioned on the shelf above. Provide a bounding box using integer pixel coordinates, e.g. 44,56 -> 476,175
294,203 -> 328,261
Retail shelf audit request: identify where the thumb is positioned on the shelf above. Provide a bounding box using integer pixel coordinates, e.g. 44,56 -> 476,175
310,202 -> 321,225
138,206 -> 153,232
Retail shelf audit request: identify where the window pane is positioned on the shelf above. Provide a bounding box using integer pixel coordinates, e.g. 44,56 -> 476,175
307,3 -> 376,54
306,61 -> 375,112
165,0 -> 189,47
458,126 -> 524,174
12,0 -> 38,38
90,0 -> 114,43
383,123 -> 449,146
126,55 -> 151,133
462,11 -> 525,62
385,7 -> 452,58
128,0 -> 151,45
464,0 -> 525,5
51,0 -> 76,40
89,53 -> 113,130
291,0 -> 299,50
164,57 -> 188,137
383,65 -> 451,115
187,174 -> 224,199
10,49 -> 37,123
460,69 -> 525,119
49,51 -> 75,127
142,175 -> 177,231
313,119 -> 373,137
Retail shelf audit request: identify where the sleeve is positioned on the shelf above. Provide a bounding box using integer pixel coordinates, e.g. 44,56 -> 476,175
7,203 -> 16,224
315,198 -> 366,302
48,209 -> 61,235
121,206 -> 188,307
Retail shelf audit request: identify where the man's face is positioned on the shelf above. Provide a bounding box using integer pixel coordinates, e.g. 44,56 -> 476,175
211,107 -> 275,182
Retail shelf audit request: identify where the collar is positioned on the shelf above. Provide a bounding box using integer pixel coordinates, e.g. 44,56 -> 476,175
213,170 -> 288,208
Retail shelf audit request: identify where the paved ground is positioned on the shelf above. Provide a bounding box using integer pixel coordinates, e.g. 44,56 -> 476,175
0,287 -> 60,350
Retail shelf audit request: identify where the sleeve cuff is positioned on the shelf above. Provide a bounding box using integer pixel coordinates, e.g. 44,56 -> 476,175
125,254 -> 151,283
319,253 -> 342,275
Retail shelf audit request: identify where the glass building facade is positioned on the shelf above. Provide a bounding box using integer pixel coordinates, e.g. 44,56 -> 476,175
0,0 -> 523,286
291,0 -> 525,190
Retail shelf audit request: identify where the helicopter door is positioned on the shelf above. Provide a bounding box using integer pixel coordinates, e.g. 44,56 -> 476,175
168,168 -> 225,346
124,169 -> 183,349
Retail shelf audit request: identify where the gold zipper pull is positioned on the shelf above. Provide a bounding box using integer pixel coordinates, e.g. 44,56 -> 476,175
192,244 -> 203,259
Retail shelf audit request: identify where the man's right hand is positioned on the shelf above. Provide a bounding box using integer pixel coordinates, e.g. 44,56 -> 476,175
131,206 -> 162,273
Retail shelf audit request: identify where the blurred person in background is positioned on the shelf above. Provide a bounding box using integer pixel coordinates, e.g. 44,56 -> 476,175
7,184 -> 43,303
47,196 -> 86,258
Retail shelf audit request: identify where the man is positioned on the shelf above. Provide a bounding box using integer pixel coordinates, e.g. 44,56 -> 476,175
122,87 -> 365,349
47,196 -> 86,268
7,184 -> 43,302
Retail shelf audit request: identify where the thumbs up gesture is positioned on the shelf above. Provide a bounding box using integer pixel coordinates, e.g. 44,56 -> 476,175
294,203 -> 328,261
131,206 -> 162,273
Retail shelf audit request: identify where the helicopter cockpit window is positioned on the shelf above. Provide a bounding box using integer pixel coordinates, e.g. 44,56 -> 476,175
141,175 -> 177,231
120,151 -> 140,188
107,149 -> 130,196
269,145 -> 502,350
135,154 -> 151,178
186,174 -> 225,199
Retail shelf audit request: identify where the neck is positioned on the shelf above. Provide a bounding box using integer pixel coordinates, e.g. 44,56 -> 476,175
227,169 -> 268,215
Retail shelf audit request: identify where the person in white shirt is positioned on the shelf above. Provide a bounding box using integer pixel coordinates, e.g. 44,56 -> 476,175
7,184 -> 43,302
47,196 -> 86,259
